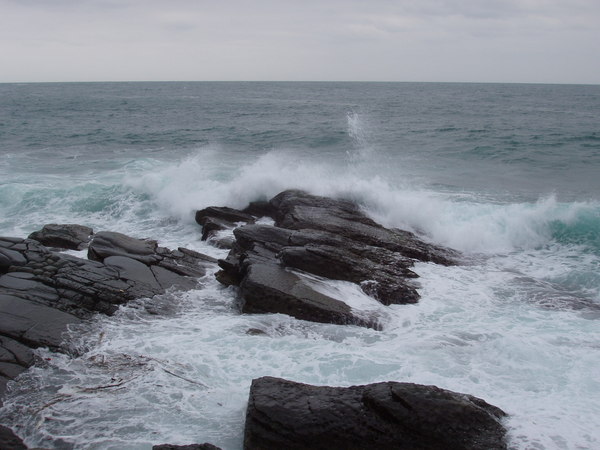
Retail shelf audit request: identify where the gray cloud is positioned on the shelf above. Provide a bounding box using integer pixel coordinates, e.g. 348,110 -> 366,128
1,0 -> 599,83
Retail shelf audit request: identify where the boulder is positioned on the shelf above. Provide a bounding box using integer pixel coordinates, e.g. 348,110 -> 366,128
28,224 -> 93,250
244,376 -> 507,450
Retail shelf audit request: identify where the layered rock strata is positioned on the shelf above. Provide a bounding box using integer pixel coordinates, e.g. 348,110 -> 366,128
208,190 -> 458,328
0,227 -> 214,401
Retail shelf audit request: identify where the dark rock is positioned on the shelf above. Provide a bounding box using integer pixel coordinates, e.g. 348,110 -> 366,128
243,200 -> 275,218
0,293 -> 81,350
207,235 -> 235,250
28,224 -> 93,250
240,263 -> 379,329
153,444 -> 222,450
195,206 -> 256,227
199,217 -> 231,241
0,246 -> 27,269
279,241 -> 419,305
195,206 -> 258,245
270,190 -> 458,265
0,229 -> 216,442
88,231 -> 160,265
88,232 -> 212,280
244,376 -> 507,450
104,256 -> 162,291
0,230 -> 214,395
215,191 -> 459,326
0,425 -> 27,450
246,328 -> 267,336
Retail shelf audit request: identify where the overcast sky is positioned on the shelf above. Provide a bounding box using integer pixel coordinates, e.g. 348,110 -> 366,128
1,0 -> 599,84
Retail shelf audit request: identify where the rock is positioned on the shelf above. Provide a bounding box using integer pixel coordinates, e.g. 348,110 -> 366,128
240,263 -> 379,329
28,224 -> 93,250
215,191 -> 459,326
270,190 -> 457,265
153,444 -> 222,450
195,206 -> 256,243
199,217 -> 230,241
0,293 -> 82,350
0,335 -> 36,403
244,376 -> 507,450
88,232 -> 213,279
0,230 -> 215,404
0,229 -> 217,445
246,328 -> 268,336
0,425 -> 27,450
88,231 -> 160,265
243,200 -> 275,218
195,206 -> 256,227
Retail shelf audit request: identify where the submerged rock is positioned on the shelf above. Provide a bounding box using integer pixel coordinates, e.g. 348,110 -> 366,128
244,376 -> 507,450
211,190 -> 459,327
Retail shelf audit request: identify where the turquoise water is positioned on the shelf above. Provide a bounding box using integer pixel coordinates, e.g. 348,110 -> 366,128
0,82 -> 599,449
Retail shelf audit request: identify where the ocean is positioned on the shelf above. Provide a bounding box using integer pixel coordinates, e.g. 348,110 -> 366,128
0,81 -> 599,449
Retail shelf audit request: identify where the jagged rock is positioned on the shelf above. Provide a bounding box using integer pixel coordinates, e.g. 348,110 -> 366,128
270,190 -> 457,265
242,200 -> 275,218
214,191 -> 459,326
28,224 -> 93,250
195,206 -> 256,242
0,230 -> 215,406
0,335 -> 36,403
195,206 -> 256,226
240,263 -> 379,329
244,376 -> 507,450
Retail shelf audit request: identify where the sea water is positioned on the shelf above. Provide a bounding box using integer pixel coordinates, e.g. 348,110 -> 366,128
0,82 -> 599,449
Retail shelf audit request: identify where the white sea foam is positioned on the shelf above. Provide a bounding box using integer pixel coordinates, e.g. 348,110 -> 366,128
3,257 -> 599,449
2,149 -> 600,449
123,147 -> 600,257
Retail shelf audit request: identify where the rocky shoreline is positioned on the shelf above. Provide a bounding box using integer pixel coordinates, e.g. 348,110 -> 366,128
0,190 -> 507,449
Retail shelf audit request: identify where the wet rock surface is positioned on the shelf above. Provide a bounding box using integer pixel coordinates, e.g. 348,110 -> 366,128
28,224 -> 93,251
195,206 -> 256,241
244,376 -> 507,450
0,229 -> 214,408
212,190 -> 458,327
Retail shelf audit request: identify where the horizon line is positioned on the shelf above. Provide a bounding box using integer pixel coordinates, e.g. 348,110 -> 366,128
1,80 -> 599,86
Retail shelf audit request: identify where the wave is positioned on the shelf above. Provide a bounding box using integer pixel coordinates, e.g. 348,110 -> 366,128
123,147 -> 600,256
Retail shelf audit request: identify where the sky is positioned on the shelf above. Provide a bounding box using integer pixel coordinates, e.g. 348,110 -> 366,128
1,0 -> 599,84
